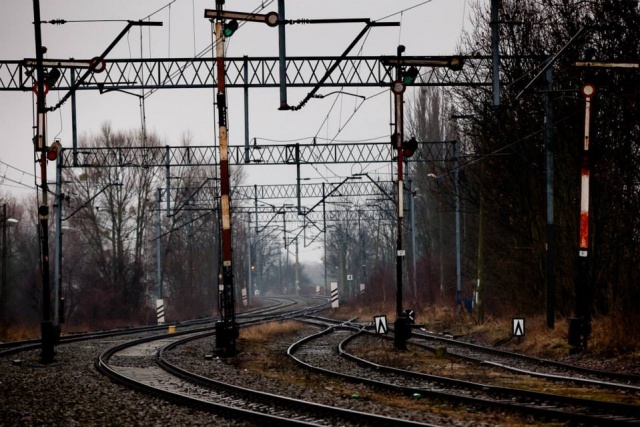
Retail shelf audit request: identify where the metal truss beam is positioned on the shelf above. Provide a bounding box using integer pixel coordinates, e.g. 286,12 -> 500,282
232,180 -> 394,200
231,206 -> 391,225
162,182 -> 395,212
170,204 -> 392,225
61,141 -> 454,168
1,55 -> 496,91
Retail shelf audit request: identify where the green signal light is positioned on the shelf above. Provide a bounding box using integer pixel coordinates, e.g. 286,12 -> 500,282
223,20 -> 239,37
402,67 -> 419,85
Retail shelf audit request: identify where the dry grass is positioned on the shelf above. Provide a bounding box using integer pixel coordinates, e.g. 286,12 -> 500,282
332,302 -> 640,361
239,320 -> 301,341
0,319 -> 153,342
468,315 -> 571,358
590,313 -> 640,356
1,324 -> 40,341
329,303 -> 395,321
471,314 -> 640,361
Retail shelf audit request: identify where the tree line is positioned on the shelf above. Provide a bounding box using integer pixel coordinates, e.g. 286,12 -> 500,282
322,0 -> 640,336
0,125 -> 306,336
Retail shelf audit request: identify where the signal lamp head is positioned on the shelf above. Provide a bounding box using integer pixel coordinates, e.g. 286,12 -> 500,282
403,67 -> 420,85
448,56 -> 464,71
223,20 -> 239,37
47,140 -> 62,161
402,137 -> 418,158
46,67 -> 61,88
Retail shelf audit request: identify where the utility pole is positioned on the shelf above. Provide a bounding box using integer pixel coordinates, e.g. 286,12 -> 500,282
294,237 -> 299,296
32,0 -> 55,363
54,151 -> 63,336
572,82 -> 595,353
544,59 -> 555,329
156,188 -> 164,325
1,204 -> 6,327
410,182 -> 417,302
391,45 -> 408,350
385,47 -> 465,349
569,60 -> 639,351
282,209 -> 288,294
212,0 -> 238,356
476,160 -> 486,323
454,141 -> 462,314
254,188 -> 260,297
247,212 -> 252,305
277,0 -> 288,110
323,184 -> 328,295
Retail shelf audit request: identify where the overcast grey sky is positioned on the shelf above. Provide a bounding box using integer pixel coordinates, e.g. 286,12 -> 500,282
0,0 -> 475,260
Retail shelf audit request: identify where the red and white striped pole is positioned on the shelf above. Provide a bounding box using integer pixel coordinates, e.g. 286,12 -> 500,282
573,82 -> 596,353
214,0 -> 238,356
578,83 -> 595,257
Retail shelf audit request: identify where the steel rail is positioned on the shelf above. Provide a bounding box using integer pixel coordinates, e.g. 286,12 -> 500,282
0,297 -> 292,357
411,329 -> 640,388
96,304 -> 428,427
287,325 -> 640,426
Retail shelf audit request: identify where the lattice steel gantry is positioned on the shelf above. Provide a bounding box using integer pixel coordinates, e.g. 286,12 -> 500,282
0,55 -> 496,92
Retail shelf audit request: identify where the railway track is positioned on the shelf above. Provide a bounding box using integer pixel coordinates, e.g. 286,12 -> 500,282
304,315 -> 640,393
0,296 -> 308,359
411,329 -> 640,391
8,304 -> 639,425
289,323 -> 640,426
96,308 -> 432,426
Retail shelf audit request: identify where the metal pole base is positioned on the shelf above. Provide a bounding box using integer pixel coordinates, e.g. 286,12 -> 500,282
394,316 -> 410,350
40,321 -> 55,363
215,321 -> 238,357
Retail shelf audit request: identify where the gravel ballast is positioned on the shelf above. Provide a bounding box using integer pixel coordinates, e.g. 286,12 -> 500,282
2,320 -> 631,426
0,337 -> 251,426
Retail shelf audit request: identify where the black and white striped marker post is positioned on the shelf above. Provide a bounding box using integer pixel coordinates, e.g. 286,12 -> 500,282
330,282 -> 339,308
156,299 -> 165,325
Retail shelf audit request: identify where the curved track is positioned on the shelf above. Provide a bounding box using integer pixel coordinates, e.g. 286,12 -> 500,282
288,321 -> 640,426
96,301 -> 431,427
0,296 -> 305,358
9,304 -> 639,425
412,329 -> 640,390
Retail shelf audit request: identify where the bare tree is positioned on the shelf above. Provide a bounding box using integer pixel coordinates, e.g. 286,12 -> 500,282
64,124 -> 158,325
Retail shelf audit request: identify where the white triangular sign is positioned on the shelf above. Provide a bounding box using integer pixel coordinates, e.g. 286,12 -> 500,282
374,315 -> 388,334
513,318 -> 525,337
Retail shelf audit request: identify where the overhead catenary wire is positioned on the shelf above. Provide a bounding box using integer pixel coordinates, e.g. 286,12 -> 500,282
51,3 -> 439,211
141,0 -> 177,21
307,0 -> 440,182
310,25 -> 377,180
143,0 -> 275,100
0,159 -> 38,190
167,3 -> 172,58
376,0 -> 434,22
238,0 -> 438,186
192,0 -> 197,57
